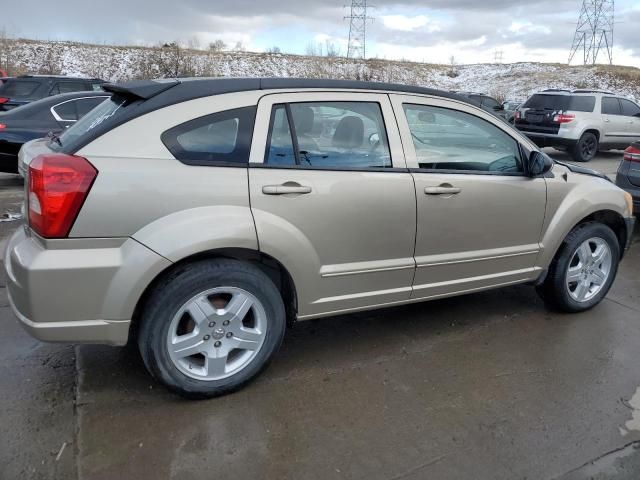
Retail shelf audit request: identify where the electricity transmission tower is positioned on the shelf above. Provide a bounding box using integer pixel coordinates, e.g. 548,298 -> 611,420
568,0 -> 614,65
345,0 -> 371,59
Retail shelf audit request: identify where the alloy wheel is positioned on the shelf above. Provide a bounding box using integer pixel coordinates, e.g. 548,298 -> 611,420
565,237 -> 612,303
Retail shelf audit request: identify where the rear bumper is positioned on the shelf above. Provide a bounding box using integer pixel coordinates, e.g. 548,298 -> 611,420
518,132 -> 577,149
3,227 -> 172,346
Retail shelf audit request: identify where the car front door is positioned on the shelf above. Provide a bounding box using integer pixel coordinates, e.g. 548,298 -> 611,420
601,96 -> 628,146
619,98 -> 640,141
249,92 -> 416,318
390,94 -> 547,299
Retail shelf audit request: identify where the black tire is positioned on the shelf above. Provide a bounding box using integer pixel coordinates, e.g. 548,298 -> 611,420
138,259 -> 286,399
572,132 -> 598,162
537,222 -> 620,313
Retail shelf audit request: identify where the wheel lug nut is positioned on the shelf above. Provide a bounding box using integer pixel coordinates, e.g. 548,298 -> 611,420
226,332 -> 233,338
223,320 -> 230,326
208,321 -> 215,327
203,335 -> 210,340
214,341 -> 221,347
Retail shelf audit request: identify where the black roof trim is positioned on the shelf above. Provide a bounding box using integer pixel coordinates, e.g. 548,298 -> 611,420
102,79 -> 179,99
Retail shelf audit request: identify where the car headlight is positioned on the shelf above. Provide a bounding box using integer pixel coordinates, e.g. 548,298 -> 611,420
623,191 -> 634,216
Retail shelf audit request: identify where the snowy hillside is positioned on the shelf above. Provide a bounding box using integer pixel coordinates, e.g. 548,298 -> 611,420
2,38 -> 640,101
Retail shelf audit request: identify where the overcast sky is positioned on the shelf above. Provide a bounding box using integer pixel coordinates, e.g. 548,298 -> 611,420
2,0 -> 639,66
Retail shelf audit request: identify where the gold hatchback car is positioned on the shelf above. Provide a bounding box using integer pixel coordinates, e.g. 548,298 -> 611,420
4,78 -> 635,398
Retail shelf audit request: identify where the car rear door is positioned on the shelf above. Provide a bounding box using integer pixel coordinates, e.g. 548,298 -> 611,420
248,91 -> 417,319
601,96 -> 628,145
390,94 -> 547,299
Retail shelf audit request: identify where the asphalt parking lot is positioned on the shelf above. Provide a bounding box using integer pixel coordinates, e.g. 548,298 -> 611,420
1,150 -> 639,480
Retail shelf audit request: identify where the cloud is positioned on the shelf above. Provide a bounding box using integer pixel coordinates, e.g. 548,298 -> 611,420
381,15 -> 440,33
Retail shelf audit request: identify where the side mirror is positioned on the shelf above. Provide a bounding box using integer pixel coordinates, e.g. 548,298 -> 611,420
527,151 -> 553,177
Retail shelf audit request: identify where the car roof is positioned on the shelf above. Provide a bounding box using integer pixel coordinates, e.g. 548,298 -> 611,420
16,75 -> 104,81
103,77 -> 476,106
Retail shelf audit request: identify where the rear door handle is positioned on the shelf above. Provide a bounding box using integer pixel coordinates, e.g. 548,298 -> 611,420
262,184 -> 312,195
424,186 -> 461,195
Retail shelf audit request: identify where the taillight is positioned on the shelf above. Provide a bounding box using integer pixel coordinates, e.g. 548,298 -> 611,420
624,145 -> 640,163
28,154 -> 97,238
0,97 -> 8,104
514,111 -> 521,120
0,123 -> 5,129
553,113 -> 575,123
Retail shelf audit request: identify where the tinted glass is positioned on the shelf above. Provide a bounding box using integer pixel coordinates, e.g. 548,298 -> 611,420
53,82 -> 88,94
52,95 -> 131,152
0,80 -> 40,97
523,94 -> 569,110
568,96 -> 595,112
53,101 -> 78,121
76,97 -> 108,116
482,97 -> 500,109
620,99 -> 640,117
161,106 -> 256,165
403,104 -> 522,173
265,101 -> 391,169
265,105 -> 296,165
602,97 -> 621,115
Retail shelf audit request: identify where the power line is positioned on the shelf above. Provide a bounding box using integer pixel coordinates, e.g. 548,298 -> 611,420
568,0 -> 614,65
345,1 -> 371,59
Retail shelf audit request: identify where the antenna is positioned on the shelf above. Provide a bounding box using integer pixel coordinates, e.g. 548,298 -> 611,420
568,0 -> 614,65
345,1 -> 371,59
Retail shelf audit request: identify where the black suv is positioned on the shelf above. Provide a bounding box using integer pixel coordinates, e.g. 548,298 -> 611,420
0,75 -> 105,111
455,92 -> 510,122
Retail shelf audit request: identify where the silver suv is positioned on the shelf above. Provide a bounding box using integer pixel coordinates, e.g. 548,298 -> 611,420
515,89 -> 640,162
3,78 -> 635,398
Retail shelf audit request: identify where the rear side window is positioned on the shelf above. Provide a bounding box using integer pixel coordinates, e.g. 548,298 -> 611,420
620,99 -> 640,117
52,101 -> 78,121
162,106 -> 256,166
50,82 -> 88,95
264,101 -> 392,169
568,96 -> 595,112
76,97 -> 108,116
0,80 -> 40,97
602,97 -> 621,115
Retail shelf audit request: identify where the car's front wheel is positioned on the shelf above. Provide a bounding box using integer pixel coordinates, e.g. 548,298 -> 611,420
138,259 -> 286,399
572,132 -> 598,162
537,222 -> 620,312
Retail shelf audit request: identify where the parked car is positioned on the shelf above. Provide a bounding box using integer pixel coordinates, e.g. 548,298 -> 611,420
502,100 -> 522,123
0,91 -> 110,174
456,92 -> 509,121
616,141 -> 640,215
4,78 -> 635,398
515,89 -> 640,162
0,75 -> 105,111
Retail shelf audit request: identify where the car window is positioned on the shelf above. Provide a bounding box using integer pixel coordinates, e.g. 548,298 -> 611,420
482,97 -> 500,109
90,83 -> 104,92
265,105 -> 296,165
523,94 -> 569,110
568,96 -> 595,112
52,101 -> 78,121
76,97 -> 108,116
50,82 -> 88,95
264,101 -> 392,169
0,80 -> 40,97
161,106 -> 256,165
602,97 -> 621,115
620,99 -> 640,117
403,104 -> 523,174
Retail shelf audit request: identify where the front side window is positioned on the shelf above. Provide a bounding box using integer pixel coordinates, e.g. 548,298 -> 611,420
602,97 -> 621,115
162,106 -> 256,165
482,97 -> 500,110
403,104 -> 522,174
620,99 -> 640,117
264,101 -> 392,169
51,82 -> 87,95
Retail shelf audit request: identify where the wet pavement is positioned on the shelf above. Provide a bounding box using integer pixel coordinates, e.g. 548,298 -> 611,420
1,154 -> 640,479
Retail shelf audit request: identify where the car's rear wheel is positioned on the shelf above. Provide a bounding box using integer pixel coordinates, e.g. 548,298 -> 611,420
138,259 -> 286,399
537,222 -> 620,312
572,132 -> 598,162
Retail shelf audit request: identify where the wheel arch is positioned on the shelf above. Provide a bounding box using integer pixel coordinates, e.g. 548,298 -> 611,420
128,247 -> 298,343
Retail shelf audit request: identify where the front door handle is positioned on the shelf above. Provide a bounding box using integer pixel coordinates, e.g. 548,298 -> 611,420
262,184 -> 312,195
424,186 -> 461,195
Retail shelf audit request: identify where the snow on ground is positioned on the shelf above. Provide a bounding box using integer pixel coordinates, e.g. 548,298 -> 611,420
3,39 -> 640,101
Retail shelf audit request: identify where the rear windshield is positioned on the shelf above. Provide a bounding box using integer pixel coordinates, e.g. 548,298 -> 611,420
50,95 -> 133,152
0,79 -> 40,97
523,94 -> 595,112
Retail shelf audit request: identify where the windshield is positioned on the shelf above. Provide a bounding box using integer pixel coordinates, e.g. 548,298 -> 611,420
50,95 -> 128,152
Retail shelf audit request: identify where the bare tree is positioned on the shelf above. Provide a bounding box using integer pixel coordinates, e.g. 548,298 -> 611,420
208,40 -> 226,52
266,46 -> 281,54
232,41 -> 246,52
0,27 -> 15,75
187,36 -> 201,51
447,55 -> 459,78
325,41 -> 340,58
